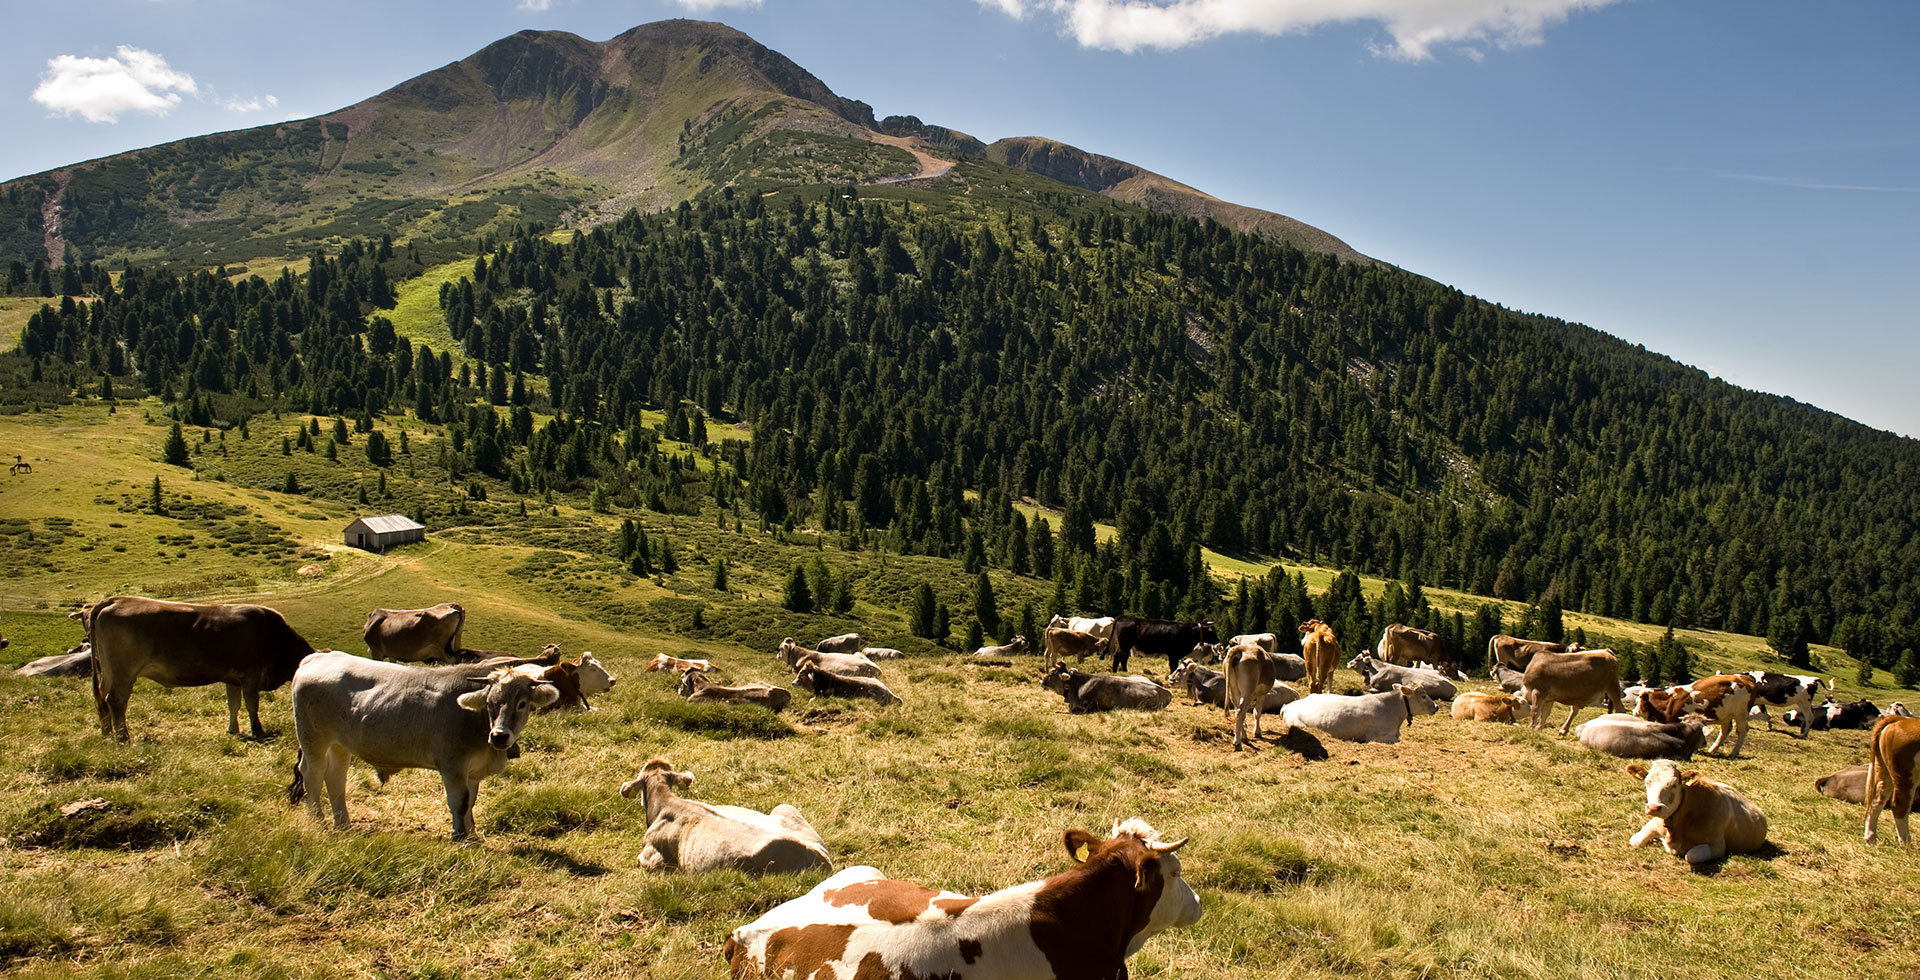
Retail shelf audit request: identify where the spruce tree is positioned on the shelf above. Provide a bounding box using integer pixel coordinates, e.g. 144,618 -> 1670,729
965,620 -> 984,653
1896,650 -> 1919,689
149,476 -> 165,514
162,422 -> 190,467
911,582 -> 937,638
659,536 -> 678,574
712,557 -> 729,592
783,563 -> 814,613
973,570 -> 1000,638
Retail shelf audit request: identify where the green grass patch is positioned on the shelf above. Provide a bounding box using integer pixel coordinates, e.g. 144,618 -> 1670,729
198,819 -> 518,912
481,783 -> 617,837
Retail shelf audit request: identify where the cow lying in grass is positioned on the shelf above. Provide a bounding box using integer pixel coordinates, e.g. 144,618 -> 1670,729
1346,654 -> 1457,701
534,653 -> 615,712
1169,659 -> 1299,712
1576,713 -> 1706,760
646,652 -> 716,675
724,819 -> 1200,980
679,667 -> 791,712
1278,686 -> 1438,744
1451,691 -> 1529,724
794,664 -> 901,706
1815,764 -> 1869,804
620,759 -> 831,874
778,638 -> 881,677
1042,663 -> 1170,713
1626,760 -> 1768,865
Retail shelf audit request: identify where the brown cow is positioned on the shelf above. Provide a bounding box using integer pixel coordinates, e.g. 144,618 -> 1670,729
678,667 -> 791,713
1522,648 -> 1623,735
1488,634 -> 1569,672
1864,716 -> 1920,845
1635,675 -> 1756,757
89,595 -> 314,740
1626,760 -> 1769,865
1223,643 -> 1279,751
1815,764 -> 1869,805
1377,623 -> 1446,668
362,603 -> 466,663
1452,690 -> 1530,723
533,653 -> 616,712
1299,619 -> 1341,694
1042,626 -> 1105,668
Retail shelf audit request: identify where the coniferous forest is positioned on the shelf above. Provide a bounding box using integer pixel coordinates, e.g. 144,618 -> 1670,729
7,188 -> 1917,667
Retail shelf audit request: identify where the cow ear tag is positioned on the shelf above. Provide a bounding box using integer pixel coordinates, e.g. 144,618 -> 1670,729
1074,843 -> 1090,862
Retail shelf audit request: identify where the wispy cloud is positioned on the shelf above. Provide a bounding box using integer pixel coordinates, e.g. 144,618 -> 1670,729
221,93 -> 279,113
517,0 -> 554,10
979,0 -> 1624,60
1716,172 -> 1920,194
31,45 -> 198,123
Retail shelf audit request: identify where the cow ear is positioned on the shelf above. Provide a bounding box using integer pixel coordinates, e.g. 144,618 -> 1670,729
1625,764 -> 1647,777
456,689 -> 488,713
529,683 -> 561,709
1682,770 -> 1702,783
619,777 -> 644,799
673,771 -> 695,787
1064,829 -> 1099,863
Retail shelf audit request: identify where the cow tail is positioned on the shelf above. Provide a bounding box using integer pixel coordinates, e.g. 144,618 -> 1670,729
287,748 -> 306,805
1867,717 -> 1894,812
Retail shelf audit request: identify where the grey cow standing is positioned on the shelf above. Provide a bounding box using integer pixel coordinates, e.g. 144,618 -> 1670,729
290,651 -> 559,840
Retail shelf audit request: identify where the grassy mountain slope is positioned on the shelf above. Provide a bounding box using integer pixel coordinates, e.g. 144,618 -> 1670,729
0,20 -> 1362,272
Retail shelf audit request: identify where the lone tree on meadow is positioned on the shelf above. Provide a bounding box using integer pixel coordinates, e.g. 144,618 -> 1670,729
910,582 -> 937,638
162,422 -> 190,467
1770,608 -> 1812,669
783,563 -> 814,613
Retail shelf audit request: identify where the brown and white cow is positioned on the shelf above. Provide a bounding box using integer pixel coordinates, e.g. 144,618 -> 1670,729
1626,760 -> 1768,864
1377,624 -> 1445,668
362,603 -> 466,663
534,653 -> 616,712
620,759 -> 831,874
679,668 -> 791,713
1299,619 -> 1341,694
1635,674 -> 1756,758
1042,626 -> 1105,668
646,652 -> 716,675
1048,614 -> 1115,643
89,595 -> 315,740
724,819 -> 1201,980
1864,715 -> 1920,845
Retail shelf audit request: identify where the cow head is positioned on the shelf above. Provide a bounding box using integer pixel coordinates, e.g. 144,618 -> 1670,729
457,667 -> 560,750
575,653 -> 616,695
1061,819 -> 1202,954
1048,614 -> 1071,629
1040,662 -> 1076,695
793,665 -> 821,693
1393,684 -> 1439,722
1346,653 -> 1377,675
1007,635 -> 1029,652
777,638 -> 803,665
1197,621 -> 1218,644
676,666 -> 708,697
1626,760 -> 1697,818
1168,658 -> 1198,687
620,758 -> 693,822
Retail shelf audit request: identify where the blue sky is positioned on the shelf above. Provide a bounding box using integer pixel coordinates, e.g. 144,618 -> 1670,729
5,1 -> 1917,435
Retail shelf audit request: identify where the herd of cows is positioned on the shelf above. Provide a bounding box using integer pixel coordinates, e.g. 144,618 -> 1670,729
9,595 -> 1920,979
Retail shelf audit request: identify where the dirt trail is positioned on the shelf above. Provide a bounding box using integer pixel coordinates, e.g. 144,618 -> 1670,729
866,135 -> 954,185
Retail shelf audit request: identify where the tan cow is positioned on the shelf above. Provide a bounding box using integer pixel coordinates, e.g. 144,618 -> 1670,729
620,759 -> 831,873
777,638 -> 880,677
89,595 -> 314,740
1299,619 -> 1341,694
1522,648 -> 1623,735
645,652 -> 716,674
1452,690 -> 1530,723
1864,716 -> 1920,845
1626,760 -> 1768,864
1377,623 -> 1445,668
1488,634 -> 1569,672
1223,643 -> 1279,751
362,603 -> 466,663
1043,626 -> 1106,668
678,667 -> 791,712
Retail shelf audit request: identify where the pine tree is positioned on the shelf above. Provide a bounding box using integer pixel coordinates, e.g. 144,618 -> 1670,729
712,557 -> 729,592
965,620 -> 984,652
1770,607 -> 1811,668
282,472 -> 299,495
829,574 -> 854,615
660,536 -> 678,574
332,417 -> 349,444
973,570 -> 1000,638
784,563 -> 814,613
1856,655 -> 1874,688
162,422 -> 190,467
149,476 -> 165,514
1896,650 -> 1919,689
1660,626 -> 1693,684
365,430 -> 392,467
934,603 -> 951,643
911,582 -> 937,638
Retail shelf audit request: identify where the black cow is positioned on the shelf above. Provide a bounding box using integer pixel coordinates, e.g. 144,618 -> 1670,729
1108,616 -> 1218,673
1787,698 -> 1879,732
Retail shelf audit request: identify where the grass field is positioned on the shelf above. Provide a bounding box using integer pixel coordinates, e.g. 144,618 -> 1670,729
1,401 -> 1915,979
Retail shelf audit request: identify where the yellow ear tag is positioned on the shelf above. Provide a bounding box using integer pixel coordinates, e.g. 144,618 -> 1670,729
1073,843 -> 1091,862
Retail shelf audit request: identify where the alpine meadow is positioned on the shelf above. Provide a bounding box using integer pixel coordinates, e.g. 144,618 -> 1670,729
2,18 -> 1917,980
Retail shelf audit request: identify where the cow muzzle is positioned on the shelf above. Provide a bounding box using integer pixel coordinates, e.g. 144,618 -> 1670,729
1644,804 -> 1664,817
489,729 -> 514,749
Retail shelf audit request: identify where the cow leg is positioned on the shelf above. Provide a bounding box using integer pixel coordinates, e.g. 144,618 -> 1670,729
1895,769 -> 1916,846
103,671 -> 136,742
1557,704 -> 1582,736
1232,703 -> 1248,751
442,771 -> 474,841
1628,818 -> 1663,848
1727,716 -> 1748,758
244,687 -> 264,738
1684,840 -> 1723,865
323,745 -> 351,829
226,684 -> 244,736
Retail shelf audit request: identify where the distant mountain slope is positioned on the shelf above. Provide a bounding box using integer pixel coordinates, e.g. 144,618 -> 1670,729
0,20 -> 1364,268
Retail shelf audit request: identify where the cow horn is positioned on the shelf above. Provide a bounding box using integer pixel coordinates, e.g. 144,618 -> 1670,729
1148,837 -> 1188,853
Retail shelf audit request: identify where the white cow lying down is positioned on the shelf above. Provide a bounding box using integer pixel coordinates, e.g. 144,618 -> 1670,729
620,759 -> 832,874
1278,685 -> 1438,744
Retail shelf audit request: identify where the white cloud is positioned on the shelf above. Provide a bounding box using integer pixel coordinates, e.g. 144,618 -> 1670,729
979,0 -> 1624,59
668,0 -> 763,10
31,45 -> 199,122
221,94 -> 280,113
518,0 -> 554,10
